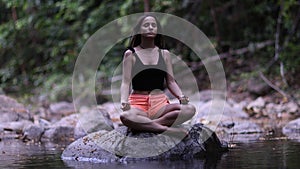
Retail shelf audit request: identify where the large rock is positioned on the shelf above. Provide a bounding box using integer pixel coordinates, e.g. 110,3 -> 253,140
42,106 -> 114,142
23,124 -> 44,142
74,106 -> 114,139
0,120 -> 33,132
42,114 -> 78,142
283,118 -> 300,139
48,101 -> 75,122
0,95 -> 31,123
0,95 -> 33,139
190,98 -> 264,142
191,99 -> 249,123
61,123 -> 227,163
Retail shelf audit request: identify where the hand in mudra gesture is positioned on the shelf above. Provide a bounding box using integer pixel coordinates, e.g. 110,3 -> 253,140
179,95 -> 189,105
121,102 -> 131,111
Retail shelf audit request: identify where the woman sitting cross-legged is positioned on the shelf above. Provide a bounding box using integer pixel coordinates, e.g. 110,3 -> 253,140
120,14 -> 196,136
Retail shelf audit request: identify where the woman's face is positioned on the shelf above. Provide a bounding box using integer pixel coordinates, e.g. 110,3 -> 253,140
140,16 -> 157,38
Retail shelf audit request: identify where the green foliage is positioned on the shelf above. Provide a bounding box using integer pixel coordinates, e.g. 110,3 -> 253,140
0,0 -> 123,98
41,73 -> 72,102
0,0 -> 299,101
280,42 -> 300,74
279,0 -> 300,75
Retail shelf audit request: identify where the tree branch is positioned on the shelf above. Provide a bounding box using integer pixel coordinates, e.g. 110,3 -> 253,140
259,71 -> 288,100
274,2 -> 283,61
187,40 -> 274,71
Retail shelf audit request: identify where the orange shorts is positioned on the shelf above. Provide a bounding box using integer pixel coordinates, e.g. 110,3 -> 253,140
129,93 -> 170,119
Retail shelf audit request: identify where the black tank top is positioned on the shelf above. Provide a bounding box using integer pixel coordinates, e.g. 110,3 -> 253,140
131,49 -> 167,91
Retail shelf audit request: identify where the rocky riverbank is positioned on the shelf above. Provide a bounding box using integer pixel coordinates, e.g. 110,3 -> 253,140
0,90 -> 299,146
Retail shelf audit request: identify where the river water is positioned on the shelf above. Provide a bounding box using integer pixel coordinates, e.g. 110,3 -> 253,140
0,138 -> 300,169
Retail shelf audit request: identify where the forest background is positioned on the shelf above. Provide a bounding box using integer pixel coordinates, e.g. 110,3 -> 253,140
0,0 -> 299,104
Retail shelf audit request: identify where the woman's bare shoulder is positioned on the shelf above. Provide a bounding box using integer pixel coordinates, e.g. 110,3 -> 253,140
161,49 -> 170,54
124,49 -> 133,57
124,49 -> 136,60
161,49 -> 171,61
123,49 -> 136,64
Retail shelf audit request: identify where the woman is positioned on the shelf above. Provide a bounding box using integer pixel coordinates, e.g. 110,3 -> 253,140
120,14 -> 195,135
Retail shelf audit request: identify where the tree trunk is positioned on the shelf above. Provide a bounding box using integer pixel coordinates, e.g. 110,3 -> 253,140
144,0 -> 150,12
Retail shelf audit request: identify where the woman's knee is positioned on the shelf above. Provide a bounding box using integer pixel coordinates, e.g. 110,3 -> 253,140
120,111 -> 132,124
182,104 -> 196,117
120,110 -> 141,124
120,111 -> 129,119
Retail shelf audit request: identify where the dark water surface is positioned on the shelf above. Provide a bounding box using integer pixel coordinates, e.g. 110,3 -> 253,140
1,138 -> 300,169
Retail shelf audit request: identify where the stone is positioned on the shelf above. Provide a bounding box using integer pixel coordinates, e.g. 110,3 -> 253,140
52,114 -> 78,127
43,126 -> 74,142
224,121 -> 263,134
283,118 -> 300,138
246,97 -> 265,110
100,103 -> 123,128
49,102 -> 75,115
283,102 -> 298,114
41,114 -> 78,142
74,106 -> 114,139
191,99 -> 249,125
23,124 -> 44,142
217,120 -> 263,143
0,120 -> 33,132
48,101 -> 75,122
0,95 -> 31,123
61,123 -> 228,163
245,97 -> 266,116
247,78 -> 271,96
42,106 -> 115,142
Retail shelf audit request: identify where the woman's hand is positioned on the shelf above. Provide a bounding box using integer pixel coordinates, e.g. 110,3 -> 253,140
179,95 -> 189,105
121,102 -> 131,111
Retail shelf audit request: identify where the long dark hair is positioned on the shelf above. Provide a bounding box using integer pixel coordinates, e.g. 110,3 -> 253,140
129,14 -> 165,49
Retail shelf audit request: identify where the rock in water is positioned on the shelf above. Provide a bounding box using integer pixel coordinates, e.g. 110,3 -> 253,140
61,123 -> 227,163
282,118 -> 300,139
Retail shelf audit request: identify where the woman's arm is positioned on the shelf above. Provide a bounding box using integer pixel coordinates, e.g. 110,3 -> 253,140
163,50 -> 188,104
120,50 -> 134,109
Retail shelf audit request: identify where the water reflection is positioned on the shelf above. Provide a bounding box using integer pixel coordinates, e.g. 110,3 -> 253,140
1,138 -> 300,169
216,139 -> 300,169
63,155 -> 221,169
0,139 -> 67,169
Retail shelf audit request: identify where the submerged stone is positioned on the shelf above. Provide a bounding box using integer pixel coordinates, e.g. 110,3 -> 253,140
61,123 -> 227,163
